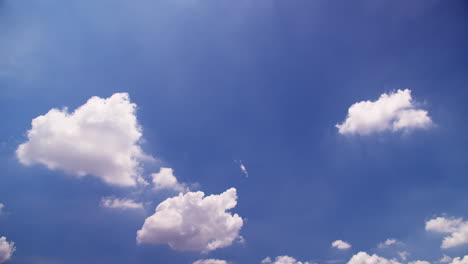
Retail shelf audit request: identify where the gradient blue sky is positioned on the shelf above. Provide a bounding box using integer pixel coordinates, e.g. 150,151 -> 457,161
1,0 -> 468,263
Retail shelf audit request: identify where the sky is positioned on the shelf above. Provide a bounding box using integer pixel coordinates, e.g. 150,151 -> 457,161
1,0 -> 468,263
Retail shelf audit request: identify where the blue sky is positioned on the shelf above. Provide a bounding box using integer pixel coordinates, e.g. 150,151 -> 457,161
1,0 -> 468,263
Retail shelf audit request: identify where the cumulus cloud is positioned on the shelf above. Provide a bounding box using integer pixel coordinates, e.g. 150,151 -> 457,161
426,216 -> 468,248
136,188 -> 243,252
262,256 -> 312,264
378,239 -> 402,249
16,93 -> 151,187
0,204 -> 3,215
152,168 -> 188,193
398,252 -> 410,261
409,261 -> 431,264
0,237 -> 15,263
450,256 -> 468,264
347,252 -> 400,264
101,197 -> 143,210
336,89 -> 432,135
332,240 -> 352,250
193,259 -> 229,264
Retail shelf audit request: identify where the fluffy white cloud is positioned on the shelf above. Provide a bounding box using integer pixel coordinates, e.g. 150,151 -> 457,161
0,204 -> 3,215
409,261 -> 431,264
101,197 -> 143,210
336,89 -> 432,135
450,256 -> 468,264
426,216 -> 468,248
0,237 -> 15,263
152,168 -> 188,193
332,240 -> 352,249
378,239 -> 402,249
136,188 -> 243,252
262,256 -> 311,264
193,259 -> 229,264
347,252 -> 400,264
16,93 -> 151,187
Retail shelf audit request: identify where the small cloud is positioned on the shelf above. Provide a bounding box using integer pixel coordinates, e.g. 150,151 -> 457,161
347,252 -> 401,264
265,256 -> 313,264
100,197 -> 143,210
151,167 -> 189,193
440,255 -> 452,263
409,261 -> 431,264
235,160 -> 249,178
378,239 -> 403,249
0,204 -> 3,215
336,89 -> 432,135
332,240 -> 352,250
0,236 -> 15,263
398,251 -> 410,261
193,259 -> 229,264
262,257 -> 272,264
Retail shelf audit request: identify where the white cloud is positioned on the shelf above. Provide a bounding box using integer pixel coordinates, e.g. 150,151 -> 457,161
450,256 -> 468,264
332,240 -> 352,250
336,89 -> 432,135
101,197 -> 143,210
193,259 -> 229,264
426,216 -> 468,248
16,93 -> 151,187
378,239 -> 402,249
440,255 -> 452,263
0,237 -> 15,263
136,188 -> 243,252
347,252 -> 400,264
264,256 -> 311,264
0,204 -> 3,215
398,251 -> 410,261
152,167 -> 188,193
409,261 -> 431,264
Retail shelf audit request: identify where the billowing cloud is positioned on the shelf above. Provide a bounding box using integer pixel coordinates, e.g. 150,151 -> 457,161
332,240 -> 352,250
136,188 -> 243,252
336,89 -> 432,135
409,261 -> 431,264
426,216 -> 468,248
262,256 -> 312,264
152,168 -> 188,193
193,259 -> 229,264
378,239 -> 402,249
347,252 -> 400,264
450,256 -> 468,264
101,197 -> 143,210
0,237 -> 15,263
16,93 -> 151,187
398,252 -> 410,261
440,255 -> 452,263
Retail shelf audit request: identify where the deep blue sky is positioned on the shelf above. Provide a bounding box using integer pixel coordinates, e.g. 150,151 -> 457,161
1,0 -> 468,263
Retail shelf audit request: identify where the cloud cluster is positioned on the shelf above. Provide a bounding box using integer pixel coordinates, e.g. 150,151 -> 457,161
0,237 -> 15,263
101,197 -> 143,210
426,216 -> 468,248
152,168 -> 188,193
136,188 -> 243,252
450,256 -> 468,264
332,240 -> 352,249
336,89 -> 432,135
347,252 -> 400,264
193,259 -> 229,264
262,256 -> 312,264
16,93 -> 150,187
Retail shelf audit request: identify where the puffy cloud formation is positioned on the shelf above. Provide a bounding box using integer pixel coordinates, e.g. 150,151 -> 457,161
262,256 -> 311,264
408,261 -> 431,264
136,188 -> 243,252
332,240 -> 352,249
193,259 -> 229,264
398,252 -> 410,261
152,168 -> 188,193
336,89 -> 432,135
101,197 -> 143,210
347,252 -> 401,264
426,216 -> 468,248
450,256 -> 468,264
16,93 -> 150,187
0,237 -> 15,263
378,239 -> 402,249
